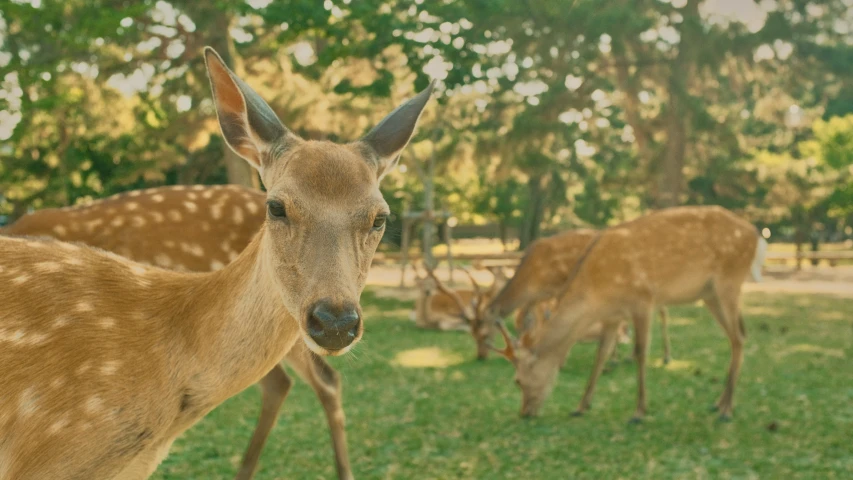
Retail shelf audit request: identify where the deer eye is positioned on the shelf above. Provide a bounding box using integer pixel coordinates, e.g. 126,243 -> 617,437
267,201 -> 286,219
372,214 -> 387,230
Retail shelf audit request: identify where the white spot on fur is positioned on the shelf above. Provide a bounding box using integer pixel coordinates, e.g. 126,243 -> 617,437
210,204 -> 223,220
128,190 -> 142,197
100,317 -> 116,328
77,302 -> 94,313
48,416 -> 70,435
85,218 -> 104,232
220,241 -> 231,252
76,361 -> 92,375
154,253 -> 173,268
201,221 -> 211,232
151,194 -> 165,203
210,260 -> 225,271
18,387 -> 38,417
131,216 -> 147,227
202,190 -> 214,199
35,261 -> 63,273
50,377 -> 66,389
53,316 -> 70,328
129,265 -> 147,275
111,216 -> 125,227
228,251 -> 239,262
180,242 -> 204,257
183,201 -> 198,213
191,185 -> 205,191
53,225 -> 68,236
171,185 -> 187,191
85,395 -> 104,414
101,361 -> 120,375
151,212 -> 165,223
163,240 -> 176,248
187,192 -> 198,200
125,202 -> 140,211
12,274 -> 31,284
232,206 -> 244,224
245,201 -> 259,214
167,210 -> 182,222
64,257 -> 84,266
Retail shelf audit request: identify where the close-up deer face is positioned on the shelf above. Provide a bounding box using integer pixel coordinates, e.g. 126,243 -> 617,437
204,48 -> 433,356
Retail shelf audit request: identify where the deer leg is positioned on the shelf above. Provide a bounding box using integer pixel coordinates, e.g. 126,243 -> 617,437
235,364 -> 293,480
573,325 -> 619,416
287,350 -> 353,480
629,307 -> 653,423
703,288 -> 745,421
658,306 -> 672,365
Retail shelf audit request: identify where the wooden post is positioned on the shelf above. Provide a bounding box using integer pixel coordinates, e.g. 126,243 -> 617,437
444,212 -> 454,283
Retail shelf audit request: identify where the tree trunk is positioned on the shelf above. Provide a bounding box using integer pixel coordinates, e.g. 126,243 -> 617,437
519,175 -> 546,250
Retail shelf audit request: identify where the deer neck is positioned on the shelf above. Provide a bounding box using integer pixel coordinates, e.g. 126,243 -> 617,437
162,229 -> 300,408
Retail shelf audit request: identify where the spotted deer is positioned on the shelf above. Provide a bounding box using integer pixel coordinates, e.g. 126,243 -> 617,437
425,267 -> 644,361
485,206 -> 767,421
1,184 -> 353,480
0,47 -> 434,480
409,264 -> 508,333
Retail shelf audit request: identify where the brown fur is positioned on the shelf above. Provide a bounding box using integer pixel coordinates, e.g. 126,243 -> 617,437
0,47 -> 433,479
3,185 -> 352,480
487,206 -> 765,420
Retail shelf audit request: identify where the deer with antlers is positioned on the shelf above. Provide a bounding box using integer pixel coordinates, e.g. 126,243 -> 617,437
0,47 -> 433,480
1,184 -> 353,480
409,263 -> 508,333
483,206 -> 767,421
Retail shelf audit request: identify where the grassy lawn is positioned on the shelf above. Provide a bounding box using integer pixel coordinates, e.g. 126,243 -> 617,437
153,291 -> 853,479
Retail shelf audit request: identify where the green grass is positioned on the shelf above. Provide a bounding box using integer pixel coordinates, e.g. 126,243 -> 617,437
153,291 -> 853,479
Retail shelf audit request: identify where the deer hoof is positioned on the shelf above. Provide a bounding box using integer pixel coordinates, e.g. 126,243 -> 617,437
663,357 -> 671,365
627,416 -> 643,425
570,410 -> 584,417
717,414 -> 732,423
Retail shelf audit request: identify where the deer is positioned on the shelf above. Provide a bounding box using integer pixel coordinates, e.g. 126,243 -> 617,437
481,206 -> 768,422
515,299 -> 671,366
0,46 -> 434,480
1,184 -> 353,480
409,263 -> 508,333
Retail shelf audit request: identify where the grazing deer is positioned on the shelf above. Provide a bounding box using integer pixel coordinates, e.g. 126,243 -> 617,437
485,206 -> 767,421
409,264 -> 508,333
515,299 -> 671,365
2,184 -> 353,480
0,47 -> 433,480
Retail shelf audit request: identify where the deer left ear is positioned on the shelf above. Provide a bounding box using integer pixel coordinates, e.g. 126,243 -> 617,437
359,80 -> 436,181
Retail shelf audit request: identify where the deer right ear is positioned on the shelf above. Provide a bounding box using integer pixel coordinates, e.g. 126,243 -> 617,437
359,80 -> 436,181
204,47 -> 298,174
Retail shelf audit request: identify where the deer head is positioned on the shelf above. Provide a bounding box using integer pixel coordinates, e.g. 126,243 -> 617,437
490,320 -> 561,417
204,47 -> 434,355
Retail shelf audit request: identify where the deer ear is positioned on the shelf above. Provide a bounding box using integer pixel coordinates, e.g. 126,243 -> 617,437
360,80 -> 436,180
204,47 -> 297,174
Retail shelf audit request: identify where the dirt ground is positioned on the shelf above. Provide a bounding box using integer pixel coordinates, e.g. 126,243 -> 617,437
367,264 -> 853,300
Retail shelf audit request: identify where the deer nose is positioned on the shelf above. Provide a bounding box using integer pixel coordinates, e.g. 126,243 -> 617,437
306,300 -> 361,352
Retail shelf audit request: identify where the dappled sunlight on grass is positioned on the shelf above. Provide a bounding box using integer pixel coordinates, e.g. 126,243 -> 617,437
651,358 -> 696,370
391,346 -> 465,368
776,343 -> 846,359
744,305 -> 788,317
668,317 -> 696,326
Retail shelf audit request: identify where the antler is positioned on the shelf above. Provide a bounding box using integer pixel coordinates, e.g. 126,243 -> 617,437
489,321 -> 518,361
459,266 -> 482,296
424,264 -> 476,321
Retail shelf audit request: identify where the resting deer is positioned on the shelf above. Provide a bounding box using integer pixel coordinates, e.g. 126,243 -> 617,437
0,47 -> 433,480
2,184 -> 352,480
410,264 -> 508,332
484,206 -> 767,421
